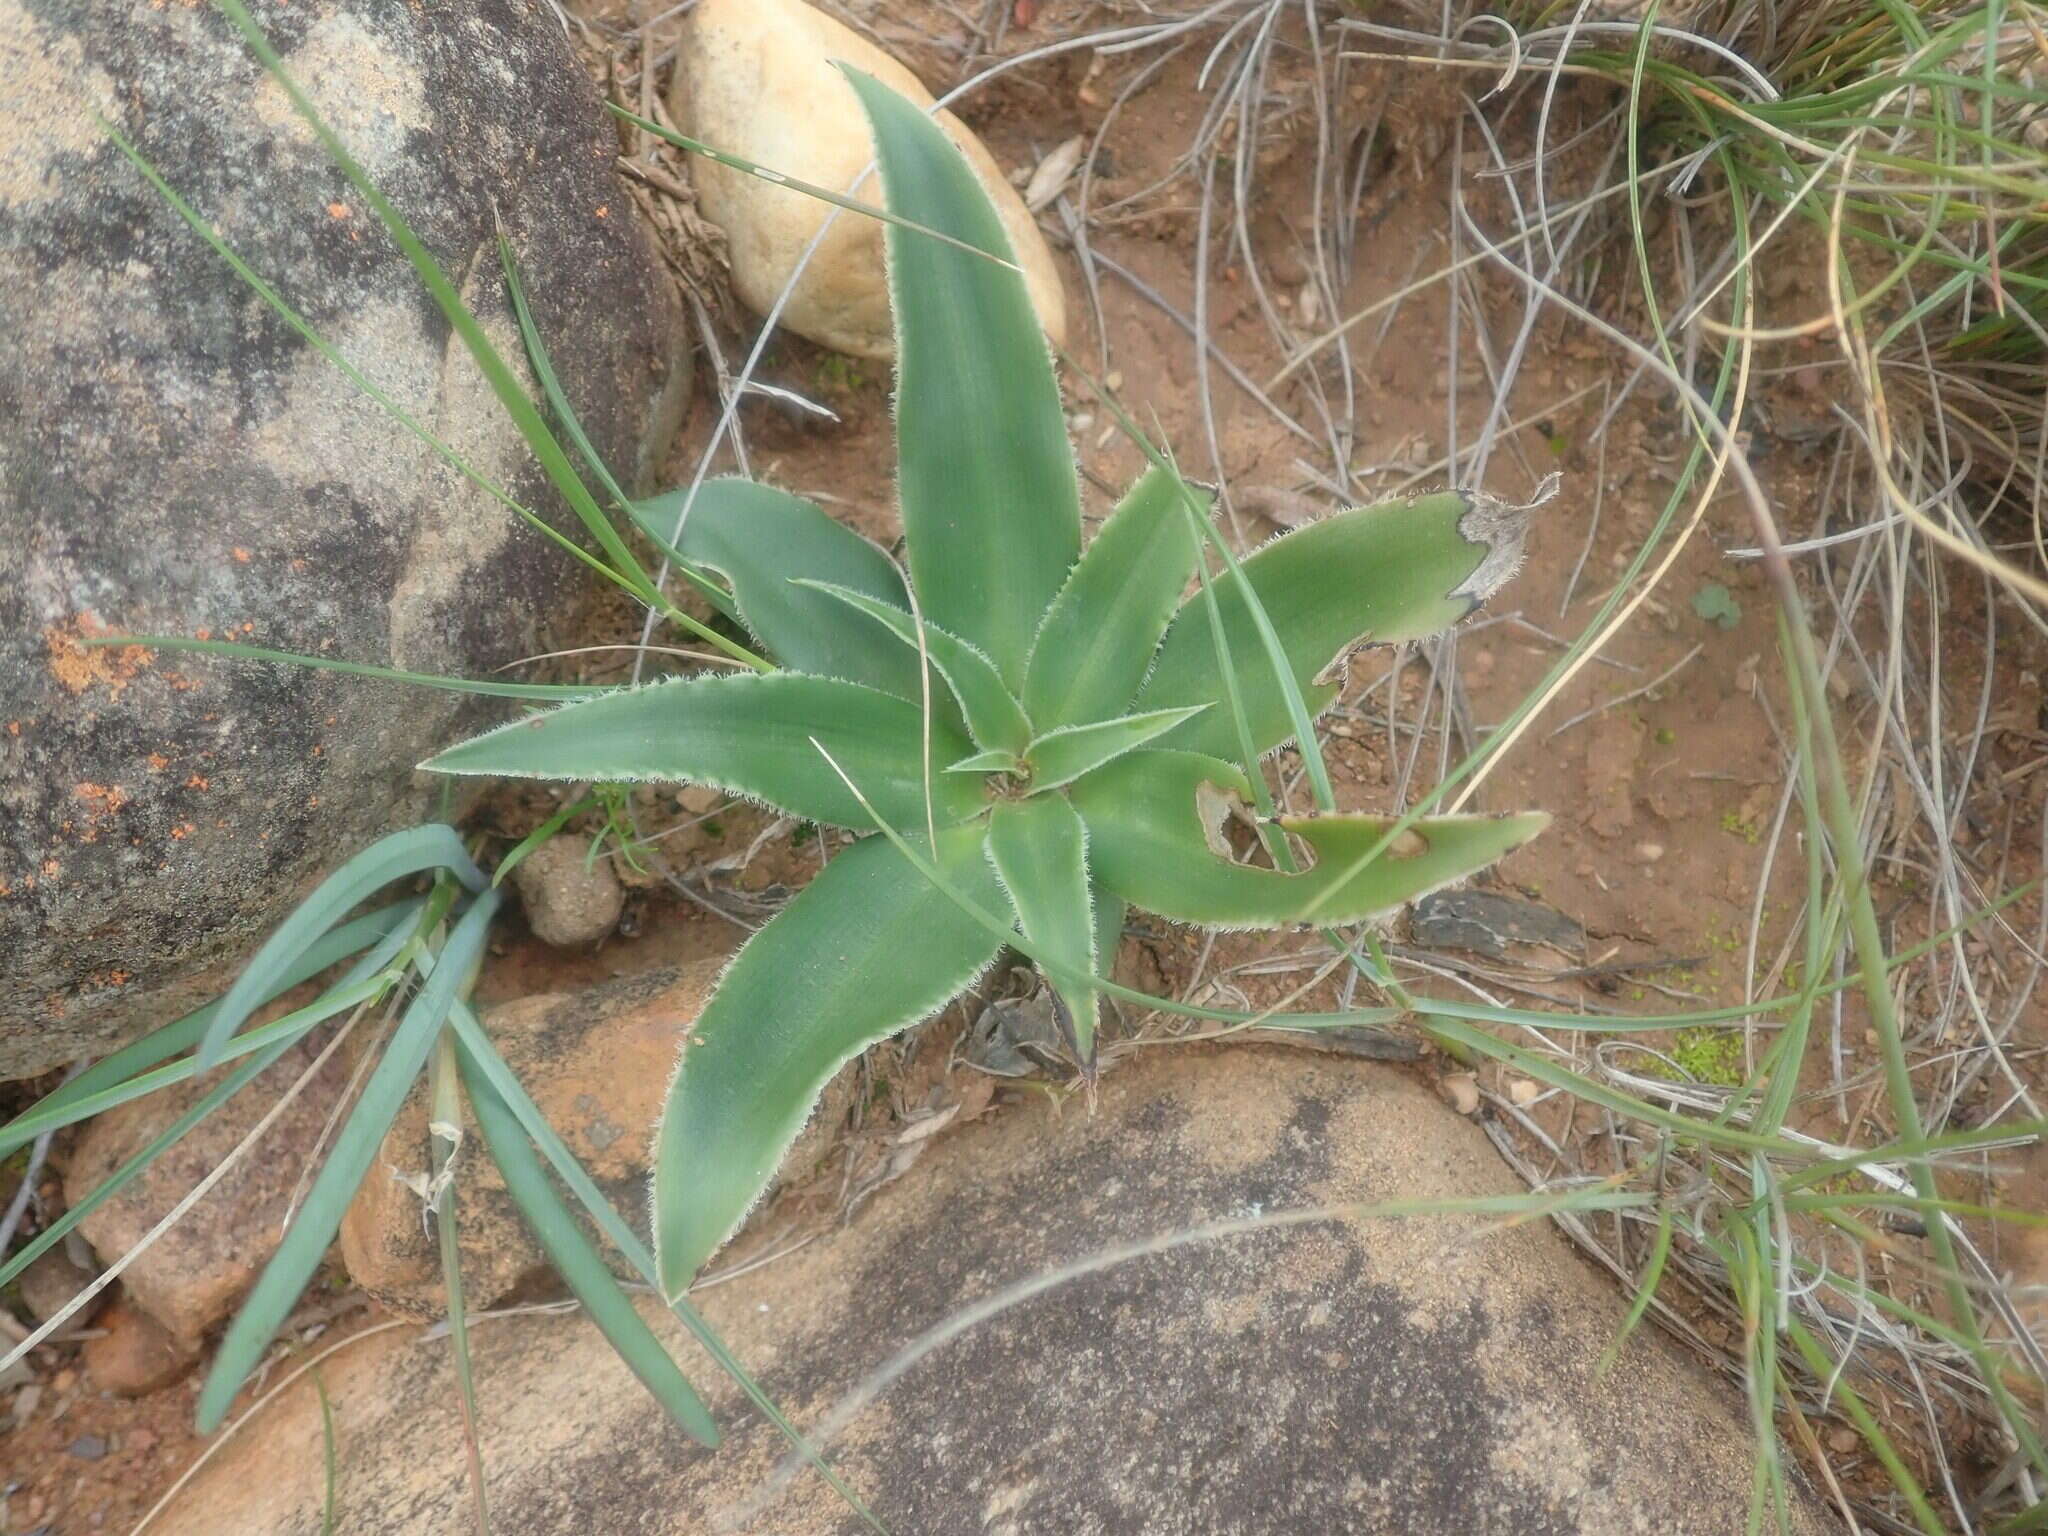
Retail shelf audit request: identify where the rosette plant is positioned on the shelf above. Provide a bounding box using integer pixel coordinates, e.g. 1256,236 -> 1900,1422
426,70 -> 1547,1297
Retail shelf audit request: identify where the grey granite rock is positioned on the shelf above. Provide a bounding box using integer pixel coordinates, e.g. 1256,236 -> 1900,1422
151,1047 -> 1830,1533
0,0 -> 691,1078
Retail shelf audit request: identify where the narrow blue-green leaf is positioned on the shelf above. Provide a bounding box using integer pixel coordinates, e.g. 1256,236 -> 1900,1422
1137,491 -> 1528,763
1072,750 -> 1546,928
986,797 -> 1098,1062
207,0 -> 655,597
30,903 -> 416,1127
196,888 -> 503,1432
1,913 -> 420,1289
842,67 -> 1080,684
1026,705 -> 1208,791
638,478 -> 918,695
799,580 -> 1032,753
457,1040 -> 719,1446
654,827 -> 1002,1294
198,826 -> 483,1069
3,976 -> 391,1162
424,673 -> 980,833
1025,465 -> 1211,728
444,1005 -> 881,1528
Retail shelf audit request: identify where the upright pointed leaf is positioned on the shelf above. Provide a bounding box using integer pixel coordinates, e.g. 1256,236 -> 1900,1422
1072,751 -> 1546,929
197,888 -> 503,1432
424,673 -> 981,833
198,827 -> 482,1068
457,1043 -> 719,1446
655,826 -> 1002,1294
635,479 -> 921,697
799,581 -> 1031,753
1136,491 -> 1531,764
1026,705 -> 1208,791
842,67 -> 1081,684
1025,466 -> 1211,728
986,797 -> 1099,1061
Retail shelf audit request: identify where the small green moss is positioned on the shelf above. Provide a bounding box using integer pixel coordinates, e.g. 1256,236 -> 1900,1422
1669,1026 -> 1745,1087
1719,810 -> 1761,845
1654,727 -> 1677,746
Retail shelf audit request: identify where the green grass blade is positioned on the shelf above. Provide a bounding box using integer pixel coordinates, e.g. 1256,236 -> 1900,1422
986,797 -> 1098,1062
423,672 -> 979,833
1026,706 -> 1209,791
653,826 -> 1002,1294
798,581 -> 1031,753
199,826 -> 484,1069
1136,491 -> 1527,763
196,888 -> 503,1431
456,1038 -> 719,1446
97,119 -> 639,600
28,902 -> 417,1126
206,0 -> 657,597
842,67 -> 1080,685
636,478 -> 915,691
1023,465 -> 1211,730
427,1033 -> 490,1535
96,635 -> 609,700
1072,750 -> 1546,928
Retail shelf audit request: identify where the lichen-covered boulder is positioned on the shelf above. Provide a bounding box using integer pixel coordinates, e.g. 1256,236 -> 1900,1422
150,1048 -> 1829,1533
0,0 -> 692,1078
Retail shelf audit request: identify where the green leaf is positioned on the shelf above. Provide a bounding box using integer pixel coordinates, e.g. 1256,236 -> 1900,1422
1072,751 -> 1547,928
948,748 -> 1024,775
1136,491 -> 1529,764
842,66 -> 1080,685
799,581 -> 1031,754
654,826 -> 1002,1294
424,672 -> 981,834
986,797 -> 1099,1062
457,1039 -> 720,1447
1,912 -> 421,1290
636,478 -> 919,697
198,827 -> 482,1069
1024,465 -> 1211,729
1026,705 -> 1209,791
197,888 -> 503,1432
444,1006 -> 879,1526
1693,581 -> 1742,629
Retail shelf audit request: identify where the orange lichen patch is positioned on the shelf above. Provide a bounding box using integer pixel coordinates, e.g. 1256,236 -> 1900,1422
169,822 -> 195,840
46,614 -> 153,695
231,547 -> 252,563
74,782 -> 130,814
185,774 -> 210,790
291,558 -> 307,571
148,753 -> 172,771
595,204 -> 609,218
327,201 -> 351,220
6,721 -> 20,736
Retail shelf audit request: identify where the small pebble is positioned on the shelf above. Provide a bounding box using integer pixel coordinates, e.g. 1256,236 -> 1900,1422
68,1433 -> 109,1461
1441,1073 -> 1480,1115
1633,842 -> 1665,864
1507,1078 -> 1540,1106
1103,370 -> 1123,392
1828,1425 -> 1860,1455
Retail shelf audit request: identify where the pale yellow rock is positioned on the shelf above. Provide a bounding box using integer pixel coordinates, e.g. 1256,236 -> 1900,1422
673,0 -> 1067,360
